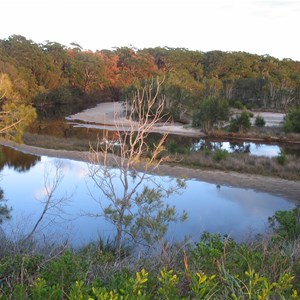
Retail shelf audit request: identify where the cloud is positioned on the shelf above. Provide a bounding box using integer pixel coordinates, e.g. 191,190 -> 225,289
34,187 -> 48,200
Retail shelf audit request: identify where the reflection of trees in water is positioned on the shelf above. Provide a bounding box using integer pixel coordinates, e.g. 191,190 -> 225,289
0,146 -> 41,172
0,188 -> 11,225
229,142 -> 250,153
27,118 -> 107,141
36,102 -> 98,120
191,139 -> 253,154
281,145 -> 300,158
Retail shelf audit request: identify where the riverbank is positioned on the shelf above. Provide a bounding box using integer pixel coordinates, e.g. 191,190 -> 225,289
66,102 -> 300,144
66,102 -> 205,138
1,140 -> 299,202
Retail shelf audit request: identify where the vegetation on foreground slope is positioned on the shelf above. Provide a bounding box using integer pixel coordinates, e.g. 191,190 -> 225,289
0,206 -> 299,299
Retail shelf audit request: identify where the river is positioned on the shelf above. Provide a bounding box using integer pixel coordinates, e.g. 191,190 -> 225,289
0,145 -> 295,246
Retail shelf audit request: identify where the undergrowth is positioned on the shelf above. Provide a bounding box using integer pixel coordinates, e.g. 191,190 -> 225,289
1,208 -> 300,299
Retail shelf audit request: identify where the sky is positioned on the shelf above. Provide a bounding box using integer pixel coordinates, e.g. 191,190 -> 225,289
1,0 -> 300,61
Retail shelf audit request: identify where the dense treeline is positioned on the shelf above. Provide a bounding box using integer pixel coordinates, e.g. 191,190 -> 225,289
1,35 -> 300,119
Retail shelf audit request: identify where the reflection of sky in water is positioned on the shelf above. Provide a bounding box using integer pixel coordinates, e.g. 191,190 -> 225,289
192,140 -> 281,157
249,144 -> 280,157
1,156 -> 294,246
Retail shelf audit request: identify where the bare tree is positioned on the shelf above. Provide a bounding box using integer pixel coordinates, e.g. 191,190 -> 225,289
88,78 -> 186,259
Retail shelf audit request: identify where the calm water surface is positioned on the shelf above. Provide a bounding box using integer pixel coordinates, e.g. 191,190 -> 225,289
0,146 -> 295,246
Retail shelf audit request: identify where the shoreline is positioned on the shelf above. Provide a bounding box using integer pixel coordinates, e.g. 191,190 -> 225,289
1,140 -> 299,203
66,102 -> 300,144
66,102 -> 206,138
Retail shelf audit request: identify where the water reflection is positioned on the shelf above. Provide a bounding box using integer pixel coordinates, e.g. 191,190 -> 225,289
0,187 -> 11,225
0,146 -> 40,172
191,139 -> 281,157
0,153 -> 294,246
26,106 -> 300,158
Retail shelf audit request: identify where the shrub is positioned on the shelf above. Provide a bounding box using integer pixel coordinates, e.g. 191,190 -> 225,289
276,150 -> 286,165
255,115 -> 265,127
269,205 -> 300,240
233,100 -> 244,109
213,149 -> 228,162
167,140 -> 189,154
284,108 -> 300,133
228,110 -> 251,133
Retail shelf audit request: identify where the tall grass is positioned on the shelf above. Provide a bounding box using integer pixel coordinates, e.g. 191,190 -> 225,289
177,151 -> 300,180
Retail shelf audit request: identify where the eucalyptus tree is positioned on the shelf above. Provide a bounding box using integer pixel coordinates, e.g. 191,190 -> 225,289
88,78 -> 187,259
192,97 -> 229,132
0,73 -> 37,141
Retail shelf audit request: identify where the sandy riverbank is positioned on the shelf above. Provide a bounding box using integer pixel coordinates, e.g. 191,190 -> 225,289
1,140 -> 299,202
67,102 -> 285,133
66,102 -> 205,137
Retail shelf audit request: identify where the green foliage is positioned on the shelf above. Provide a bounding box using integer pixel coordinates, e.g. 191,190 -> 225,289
254,115 -> 266,127
213,149 -> 228,162
1,35 -> 300,114
223,267 -> 298,300
229,110 -> 252,133
192,97 -> 229,132
269,205 -> 300,240
283,108 -> 300,133
40,251 -> 85,292
276,150 -> 287,165
1,224 -> 300,299
190,272 -> 218,299
166,140 -> 190,154
130,186 -> 188,246
157,268 -> 180,299
0,72 -> 37,141
190,232 -> 240,274
0,188 -> 11,224
232,100 -> 244,109
2,265 -> 297,299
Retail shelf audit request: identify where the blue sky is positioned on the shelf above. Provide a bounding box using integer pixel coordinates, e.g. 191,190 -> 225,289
1,0 -> 300,60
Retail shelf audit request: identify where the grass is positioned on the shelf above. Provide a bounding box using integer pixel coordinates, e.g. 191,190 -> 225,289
0,230 -> 299,299
172,151 -> 300,180
22,131 -> 300,181
23,132 -> 97,152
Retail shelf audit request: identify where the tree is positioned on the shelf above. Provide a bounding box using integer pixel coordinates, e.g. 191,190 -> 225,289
254,115 -> 265,128
229,110 -> 251,133
88,78 -> 186,259
192,97 -> 229,132
283,107 -> 300,133
0,73 -> 37,141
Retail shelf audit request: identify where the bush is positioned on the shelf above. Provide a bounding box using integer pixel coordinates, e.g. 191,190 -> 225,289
167,140 -> 189,154
232,100 -> 244,109
269,205 -> 300,240
255,115 -> 266,127
213,149 -> 228,161
228,110 -> 251,133
276,150 -> 286,165
284,108 -> 300,133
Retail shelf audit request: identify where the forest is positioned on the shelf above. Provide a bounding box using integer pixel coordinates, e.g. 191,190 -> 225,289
1,35 -> 300,121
